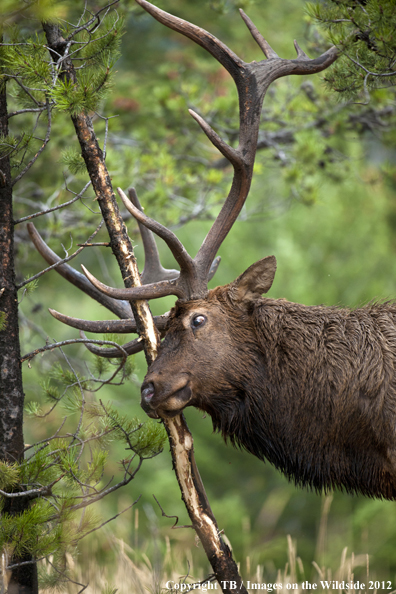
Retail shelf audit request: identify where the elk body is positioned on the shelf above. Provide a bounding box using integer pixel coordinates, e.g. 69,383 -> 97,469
141,257 -> 396,500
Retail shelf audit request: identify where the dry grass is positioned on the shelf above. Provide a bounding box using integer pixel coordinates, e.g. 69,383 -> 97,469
37,533 -> 375,594
3,496 -> 388,594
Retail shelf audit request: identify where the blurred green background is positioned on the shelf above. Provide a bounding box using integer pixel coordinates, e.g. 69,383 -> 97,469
11,0 -> 396,587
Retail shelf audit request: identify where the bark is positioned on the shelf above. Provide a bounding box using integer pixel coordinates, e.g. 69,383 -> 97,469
0,63 -> 38,594
70,112 -> 160,364
164,416 -> 246,593
42,21 -> 246,593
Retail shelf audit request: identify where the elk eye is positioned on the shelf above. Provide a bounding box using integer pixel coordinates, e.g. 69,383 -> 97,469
191,314 -> 206,329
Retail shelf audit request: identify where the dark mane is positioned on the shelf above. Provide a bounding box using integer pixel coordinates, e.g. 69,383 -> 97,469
198,297 -> 396,499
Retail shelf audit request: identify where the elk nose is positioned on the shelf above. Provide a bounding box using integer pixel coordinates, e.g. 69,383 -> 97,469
141,382 -> 155,404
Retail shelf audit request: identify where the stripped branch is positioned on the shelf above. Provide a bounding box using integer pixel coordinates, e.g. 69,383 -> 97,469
14,180 -> 91,225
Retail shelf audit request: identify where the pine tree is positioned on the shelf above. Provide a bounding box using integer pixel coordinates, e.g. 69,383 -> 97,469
307,0 -> 396,100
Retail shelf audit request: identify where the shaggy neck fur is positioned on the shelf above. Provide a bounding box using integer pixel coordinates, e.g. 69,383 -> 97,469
201,294 -> 396,499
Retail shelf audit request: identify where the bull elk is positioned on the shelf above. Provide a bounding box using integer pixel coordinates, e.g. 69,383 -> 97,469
30,3 -> 395,502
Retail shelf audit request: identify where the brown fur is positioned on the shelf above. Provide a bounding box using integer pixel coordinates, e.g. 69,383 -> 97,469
141,257 -> 396,499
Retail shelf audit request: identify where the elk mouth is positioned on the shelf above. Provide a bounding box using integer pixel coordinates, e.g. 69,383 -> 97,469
140,380 -> 192,418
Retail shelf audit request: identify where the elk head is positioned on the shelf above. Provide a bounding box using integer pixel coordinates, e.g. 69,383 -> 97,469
140,256 -> 277,419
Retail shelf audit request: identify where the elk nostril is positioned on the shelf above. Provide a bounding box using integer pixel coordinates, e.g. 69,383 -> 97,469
141,382 -> 155,402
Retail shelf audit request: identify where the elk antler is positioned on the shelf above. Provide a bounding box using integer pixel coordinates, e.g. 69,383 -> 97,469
28,214 -> 171,356
29,185 -> 220,343
81,0 -> 338,303
27,222 -> 133,320
29,2 -> 337,357
128,188 -> 180,285
48,308 -> 169,334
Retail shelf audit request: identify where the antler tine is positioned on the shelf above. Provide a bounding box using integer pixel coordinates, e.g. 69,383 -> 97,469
135,0 -> 244,78
79,331 -> 144,358
118,187 -> 195,276
293,40 -> 310,60
188,110 -> 242,168
49,308 -> 170,334
239,9 -> 279,59
27,223 -> 133,320
127,188 -> 179,284
126,186 -> 221,284
49,309 -> 137,333
128,1 -> 339,290
81,264 -> 186,300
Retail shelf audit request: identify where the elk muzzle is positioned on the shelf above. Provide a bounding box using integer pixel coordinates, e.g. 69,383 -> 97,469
140,374 -> 193,418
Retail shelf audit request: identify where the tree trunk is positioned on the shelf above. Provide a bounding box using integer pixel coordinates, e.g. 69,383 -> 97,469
0,65 -> 38,594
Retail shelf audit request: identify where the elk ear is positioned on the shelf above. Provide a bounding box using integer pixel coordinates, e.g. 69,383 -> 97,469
229,256 -> 277,303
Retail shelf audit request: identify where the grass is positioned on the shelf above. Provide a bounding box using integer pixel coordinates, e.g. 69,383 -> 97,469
2,494 -> 393,593
38,532 -> 376,594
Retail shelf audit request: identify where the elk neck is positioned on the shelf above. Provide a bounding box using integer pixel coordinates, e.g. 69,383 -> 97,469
200,295 -> 396,499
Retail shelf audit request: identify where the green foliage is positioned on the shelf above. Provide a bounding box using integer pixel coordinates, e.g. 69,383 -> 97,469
52,72 -> 109,116
0,311 -> 7,331
0,461 -> 20,491
4,329 -> 166,588
24,401 -> 43,417
115,355 -> 135,380
307,0 -> 396,99
0,389 -> 166,587
0,134 -> 21,158
89,337 -> 136,379
20,446 -> 58,487
21,277 -> 39,295
0,496 -> 83,580
1,451 -> 78,566
60,147 -> 87,175
79,15 -> 124,65
3,41 -> 50,87
128,419 -> 168,458
49,362 -> 74,385
0,2 -> 124,196
40,379 -> 61,404
92,354 -> 111,377
49,14 -> 124,115
90,401 -> 167,458
0,0 -> 67,26
61,388 -> 84,414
